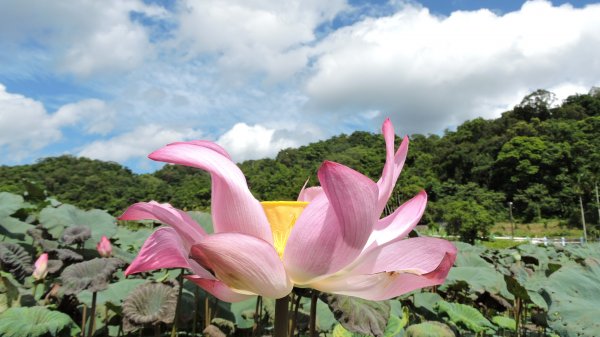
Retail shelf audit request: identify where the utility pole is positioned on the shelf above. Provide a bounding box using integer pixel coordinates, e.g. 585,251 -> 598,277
594,181 -> 600,223
579,195 -> 588,243
508,201 -> 514,240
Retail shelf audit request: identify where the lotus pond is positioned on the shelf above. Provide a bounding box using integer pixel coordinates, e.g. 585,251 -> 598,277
1,191 -> 599,337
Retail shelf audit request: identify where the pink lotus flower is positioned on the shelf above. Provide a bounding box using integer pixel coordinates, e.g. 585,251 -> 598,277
33,253 -> 48,280
97,235 -> 112,257
120,119 -> 456,302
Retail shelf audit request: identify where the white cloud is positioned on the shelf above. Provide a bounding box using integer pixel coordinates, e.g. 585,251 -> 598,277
174,0 -> 347,82
217,123 -> 299,162
0,85 -> 114,160
54,99 -> 116,135
0,0 -> 165,77
78,125 -> 202,162
0,84 -> 62,158
306,0 -> 600,134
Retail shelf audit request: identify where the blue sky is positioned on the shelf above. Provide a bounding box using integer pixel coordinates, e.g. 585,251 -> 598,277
1,0 -> 599,173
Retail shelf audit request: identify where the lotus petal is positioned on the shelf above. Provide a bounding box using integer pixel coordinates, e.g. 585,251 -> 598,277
119,201 -> 206,250
363,190 -> 427,252
124,227 -> 213,280
376,119 -> 409,216
185,276 -> 252,302
149,142 -> 272,243
190,233 -> 292,298
312,256 -> 456,301
284,161 -> 378,283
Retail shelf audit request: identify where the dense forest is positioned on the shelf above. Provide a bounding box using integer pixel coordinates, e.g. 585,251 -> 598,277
1,89 -> 599,241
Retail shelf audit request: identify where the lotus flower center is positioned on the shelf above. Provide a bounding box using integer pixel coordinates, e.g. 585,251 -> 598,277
261,201 -> 309,258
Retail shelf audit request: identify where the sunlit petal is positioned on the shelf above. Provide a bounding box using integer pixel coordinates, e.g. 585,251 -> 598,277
190,233 -> 292,298
125,227 -> 213,279
119,201 -> 205,251
363,190 -> 427,252
311,240 -> 456,300
149,142 -> 273,243
284,161 -> 378,283
376,119 -> 409,216
185,276 -> 253,302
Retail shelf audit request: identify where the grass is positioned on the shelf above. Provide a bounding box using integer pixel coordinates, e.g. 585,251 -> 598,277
491,219 -> 584,239
479,240 -> 524,249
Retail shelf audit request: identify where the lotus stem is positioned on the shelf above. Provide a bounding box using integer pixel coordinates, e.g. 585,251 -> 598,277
87,291 -> 97,337
193,287 -> 199,336
81,304 -> 87,337
171,269 -> 185,337
289,293 -> 301,337
253,296 -> 262,337
274,295 -> 290,337
309,291 -> 319,337
204,296 -> 210,329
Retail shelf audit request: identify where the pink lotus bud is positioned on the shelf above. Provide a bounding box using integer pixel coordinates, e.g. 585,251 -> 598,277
33,253 -> 48,280
97,236 -> 112,257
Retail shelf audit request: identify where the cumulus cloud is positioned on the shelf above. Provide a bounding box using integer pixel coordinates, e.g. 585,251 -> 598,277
217,123 -> 299,162
78,125 -> 202,162
174,0 -> 347,82
306,0 -> 600,134
54,99 -> 116,135
0,84 -> 113,161
0,0 -> 165,77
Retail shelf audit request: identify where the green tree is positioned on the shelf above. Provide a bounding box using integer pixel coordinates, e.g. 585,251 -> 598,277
443,200 -> 495,244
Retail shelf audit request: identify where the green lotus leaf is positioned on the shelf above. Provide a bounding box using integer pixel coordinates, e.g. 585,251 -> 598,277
187,210 -> 214,234
562,244 -> 600,265
0,216 -> 35,242
405,321 -> 456,337
60,258 -> 124,294
440,265 -> 513,300
0,193 -> 27,219
434,301 -> 495,333
332,324 -> 354,337
77,278 -> 147,307
114,226 -> 152,253
320,293 -> 390,337
39,204 -> 116,245
0,306 -> 80,337
60,225 -> 91,244
543,260 -> 600,337
1,271 -> 21,312
0,242 -> 33,282
230,296 -> 274,329
492,316 -> 516,331
411,292 -> 444,318
121,281 -> 178,332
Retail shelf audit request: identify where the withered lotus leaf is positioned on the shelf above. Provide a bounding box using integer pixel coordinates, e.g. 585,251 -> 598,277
122,281 -> 178,332
60,258 -> 124,294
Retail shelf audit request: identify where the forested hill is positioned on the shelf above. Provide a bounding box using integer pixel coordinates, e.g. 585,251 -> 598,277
2,89 -> 600,240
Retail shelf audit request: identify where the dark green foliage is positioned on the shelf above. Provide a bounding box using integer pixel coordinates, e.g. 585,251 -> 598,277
442,200 -> 495,244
